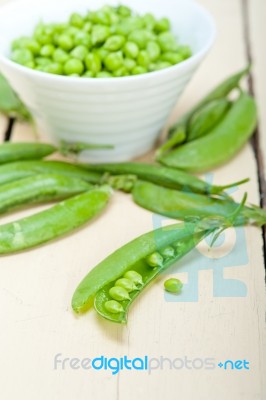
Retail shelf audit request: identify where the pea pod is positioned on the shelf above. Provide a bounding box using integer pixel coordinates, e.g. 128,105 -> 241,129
83,162 -> 248,195
159,93 -> 257,172
0,160 -> 102,186
0,185 -> 111,254
0,174 -> 92,214
0,142 -> 57,164
72,218 -> 227,322
0,73 -> 30,120
132,181 -> 266,227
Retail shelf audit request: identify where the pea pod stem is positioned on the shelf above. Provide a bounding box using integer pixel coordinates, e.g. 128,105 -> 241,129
132,181 -> 266,227
0,185 -> 112,254
0,174 -> 92,215
82,162 -> 248,195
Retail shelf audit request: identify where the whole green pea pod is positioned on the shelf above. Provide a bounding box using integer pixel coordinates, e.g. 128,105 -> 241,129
0,160 -> 102,186
0,174 -> 92,214
187,98 -> 232,141
84,162 -> 249,195
0,142 -> 57,164
0,73 -> 30,120
72,217 -> 230,322
0,185 -> 111,254
132,181 -> 266,227
159,93 -> 257,172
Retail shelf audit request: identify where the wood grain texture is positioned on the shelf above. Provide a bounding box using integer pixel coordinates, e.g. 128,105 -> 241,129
0,0 -> 265,399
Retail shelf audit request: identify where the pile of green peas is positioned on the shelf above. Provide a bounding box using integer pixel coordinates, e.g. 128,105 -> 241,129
104,243 -> 179,314
10,4 -> 192,78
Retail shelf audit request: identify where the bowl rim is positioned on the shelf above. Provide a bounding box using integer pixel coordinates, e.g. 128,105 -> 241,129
0,0 -> 216,85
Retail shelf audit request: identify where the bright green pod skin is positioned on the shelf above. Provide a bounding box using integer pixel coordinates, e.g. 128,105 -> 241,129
83,162 -> 249,195
0,173 -> 92,214
0,142 -> 57,164
0,160 -> 102,186
71,219 -> 225,321
132,181 -> 266,227
160,93 -> 257,172
0,185 -> 111,254
0,73 -> 30,120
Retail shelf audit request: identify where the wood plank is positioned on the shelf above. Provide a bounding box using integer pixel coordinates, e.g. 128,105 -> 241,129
0,0 -> 265,399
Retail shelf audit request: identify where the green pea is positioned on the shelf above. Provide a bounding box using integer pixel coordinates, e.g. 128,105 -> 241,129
109,286 -> 130,301
11,49 -> 33,65
146,252 -> 164,268
155,17 -> 171,33
124,58 -> 136,72
83,22 -> 92,33
153,61 -> 172,71
69,12 -> 84,28
115,278 -> 137,293
40,44 -> 55,57
12,38 -> 40,55
123,42 -> 139,59
117,5 -> 132,17
24,61 -> 35,69
104,35 -> 125,51
95,11 -> 111,25
104,300 -> 124,314
158,32 -> 178,52
53,48 -> 69,64
146,41 -> 161,61
82,71 -> 94,78
91,25 -> 110,46
71,45 -> 88,61
74,31 -> 91,48
96,71 -> 112,78
35,57 -> 52,66
124,271 -> 143,286
66,26 -> 81,38
35,32 -> 52,45
64,58 -> 84,75
137,50 -> 150,68
113,67 -> 127,77
161,52 -> 183,64
43,63 -> 63,75
164,278 -> 183,293
96,48 -> 109,62
161,246 -> 175,259
128,30 -> 155,49
177,45 -> 192,60
58,34 -> 74,51
85,53 -> 102,74
104,52 -> 123,72
132,66 -> 147,75
142,13 -> 156,31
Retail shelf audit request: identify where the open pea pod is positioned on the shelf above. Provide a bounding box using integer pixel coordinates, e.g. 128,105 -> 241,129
72,218 -> 227,323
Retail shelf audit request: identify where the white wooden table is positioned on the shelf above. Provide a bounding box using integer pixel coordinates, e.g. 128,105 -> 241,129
0,1 -> 265,399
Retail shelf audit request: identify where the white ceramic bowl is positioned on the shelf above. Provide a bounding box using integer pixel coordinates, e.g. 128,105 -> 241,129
0,0 -> 215,162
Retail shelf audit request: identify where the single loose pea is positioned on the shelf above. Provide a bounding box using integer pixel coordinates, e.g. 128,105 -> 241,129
161,52 -> 183,64
104,51 -> 123,72
91,25 -> 110,46
96,71 -> 112,78
158,32 -> 178,52
146,41 -> 161,61
104,35 -> 125,51
164,278 -> 183,293
161,246 -> 175,259
124,271 -> 143,286
71,45 -> 88,61
40,44 -> 55,57
64,58 -> 84,75
115,278 -> 137,293
43,63 -> 63,75
85,53 -> 102,74
109,286 -> 130,301
124,58 -> 136,72
11,49 -> 33,65
74,31 -> 91,48
154,17 -> 171,33
58,34 -> 74,51
132,66 -> 147,75
69,12 -> 84,28
123,42 -> 139,59
137,50 -> 150,67
53,48 -> 69,64
104,300 -> 124,314
146,252 -> 164,268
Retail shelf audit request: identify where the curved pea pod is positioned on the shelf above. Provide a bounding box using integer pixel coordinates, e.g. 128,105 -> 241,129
159,93 -> 257,172
132,181 -> 266,227
0,73 -> 30,120
187,98 -> 232,141
0,174 -> 93,214
0,160 -> 102,186
83,162 -> 249,195
0,142 -> 57,164
72,218 -> 228,319
0,185 -> 112,254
